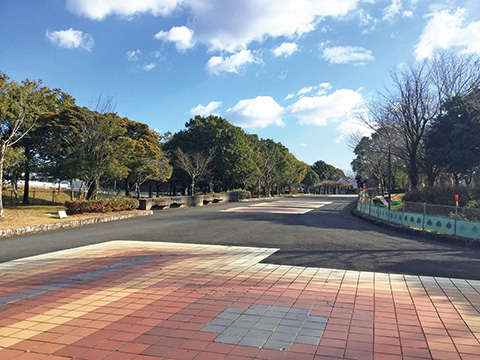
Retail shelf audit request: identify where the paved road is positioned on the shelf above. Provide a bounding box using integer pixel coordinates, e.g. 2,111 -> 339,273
2,195 -> 480,279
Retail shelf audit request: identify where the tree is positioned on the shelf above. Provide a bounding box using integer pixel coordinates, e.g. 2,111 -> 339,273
166,115 -> 256,192
311,160 -> 345,181
40,106 -> 132,200
302,166 -> 319,193
122,119 -> 172,198
19,88 -> 75,204
0,72 -> 44,216
424,91 -> 480,184
174,147 -> 215,195
279,152 -> 307,194
376,61 -> 438,190
257,139 -> 282,197
3,147 -> 25,201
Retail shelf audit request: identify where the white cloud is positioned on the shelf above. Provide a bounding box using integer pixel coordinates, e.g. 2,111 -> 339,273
155,26 -> 195,52
415,8 -> 480,60
383,0 -> 402,21
323,46 -> 375,65
66,0 -> 182,20
144,63 -> 156,71
335,116 -> 374,143
46,28 -> 94,51
206,50 -> 257,75
273,42 -> 299,57
227,96 -> 285,129
286,89 -> 364,126
285,83 -> 331,100
67,0 -> 361,52
190,101 -> 223,116
126,49 -> 141,61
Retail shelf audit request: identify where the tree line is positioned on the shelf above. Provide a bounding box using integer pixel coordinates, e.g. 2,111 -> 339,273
0,70 -> 345,217
351,52 -> 480,196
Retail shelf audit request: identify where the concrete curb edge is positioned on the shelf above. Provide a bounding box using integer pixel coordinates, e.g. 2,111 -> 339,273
0,211 -> 153,238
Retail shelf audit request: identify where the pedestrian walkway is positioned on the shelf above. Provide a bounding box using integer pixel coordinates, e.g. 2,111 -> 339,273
223,200 -> 332,214
0,241 -> 479,360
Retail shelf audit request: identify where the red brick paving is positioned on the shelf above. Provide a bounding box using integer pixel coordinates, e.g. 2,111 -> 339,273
0,241 -> 479,359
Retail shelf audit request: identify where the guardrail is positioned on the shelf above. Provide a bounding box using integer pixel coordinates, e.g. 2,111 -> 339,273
356,192 -> 480,240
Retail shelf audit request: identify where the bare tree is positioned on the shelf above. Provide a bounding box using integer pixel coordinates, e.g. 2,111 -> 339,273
174,147 -> 215,195
376,61 -> 438,190
431,51 -> 480,102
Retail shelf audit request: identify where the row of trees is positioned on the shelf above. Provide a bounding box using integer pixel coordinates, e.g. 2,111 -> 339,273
351,52 -> 480,196
0,70 -> 346,217
166,115 -> 316,197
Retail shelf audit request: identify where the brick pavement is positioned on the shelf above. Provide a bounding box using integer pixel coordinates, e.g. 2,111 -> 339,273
0,241 -> 479,359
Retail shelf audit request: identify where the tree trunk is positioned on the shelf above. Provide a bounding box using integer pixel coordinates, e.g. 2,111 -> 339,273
408,153 -> 419,190
23,166 -> 30,205
70,179 -> 75,200
125,178 -> 130,197
86,177 -> 98,200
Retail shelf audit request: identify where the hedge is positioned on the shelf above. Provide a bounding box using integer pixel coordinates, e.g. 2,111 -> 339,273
65,198 -> 139,214
404,186 -> 480,207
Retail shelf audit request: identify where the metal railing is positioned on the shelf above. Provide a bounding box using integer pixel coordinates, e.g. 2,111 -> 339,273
357,192 -> 480,240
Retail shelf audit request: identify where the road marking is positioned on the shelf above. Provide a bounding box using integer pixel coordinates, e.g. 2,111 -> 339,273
223,201 -> 332,214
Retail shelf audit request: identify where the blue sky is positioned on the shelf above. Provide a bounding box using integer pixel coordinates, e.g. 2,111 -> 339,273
1,0 -> 480,172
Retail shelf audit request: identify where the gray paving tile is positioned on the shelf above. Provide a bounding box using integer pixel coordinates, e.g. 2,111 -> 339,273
298,327 -> 323,337
244,308 -> 268,315
231,319 -> 257,329
268,332 -> 296,342
270,306 -> 289,313
201,324 -> 227,333
224,307 -> 246,314
279,319 -> 304,327
303,320 -> 327,330
250,304 -> 271,311
263,339 -> 292,351
214,333 -> 242,345
209,318 -> 234,327
252,322 -> 277,331
258,315 -> 282,324
245,329 -> 272,340
240,314 -> 261,322
264,310 -> 287,318
305,315 -> 328,323
222,326 -> 249,336
217,311 -> 241,320
238,336 -> 266,348
288,308 -> 309,315
285,312 -> 308,321
294,334 -> 321,345
275,324 -> 301,333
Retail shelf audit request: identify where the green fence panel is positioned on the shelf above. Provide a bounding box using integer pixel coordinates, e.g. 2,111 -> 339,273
423,215 -> 455,235
377,207 -> 389,221
358,202 -> 369,214
389,210 -> 403,225
456,220 -> 480,239
402,211 -> 424,229
357,200 -> 480,241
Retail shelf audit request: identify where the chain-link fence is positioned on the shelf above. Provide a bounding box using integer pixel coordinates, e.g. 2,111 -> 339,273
357,192 -> 480,240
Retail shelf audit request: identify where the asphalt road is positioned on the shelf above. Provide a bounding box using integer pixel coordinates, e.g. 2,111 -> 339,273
2,195 -> 480,280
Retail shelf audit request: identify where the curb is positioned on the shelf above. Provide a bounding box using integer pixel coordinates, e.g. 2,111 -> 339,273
0,211 -> 153,238
352,209 -> 480,248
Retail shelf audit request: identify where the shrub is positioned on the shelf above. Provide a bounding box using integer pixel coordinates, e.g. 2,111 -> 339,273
65,197 -> 139,214
404,186 -> 473,207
